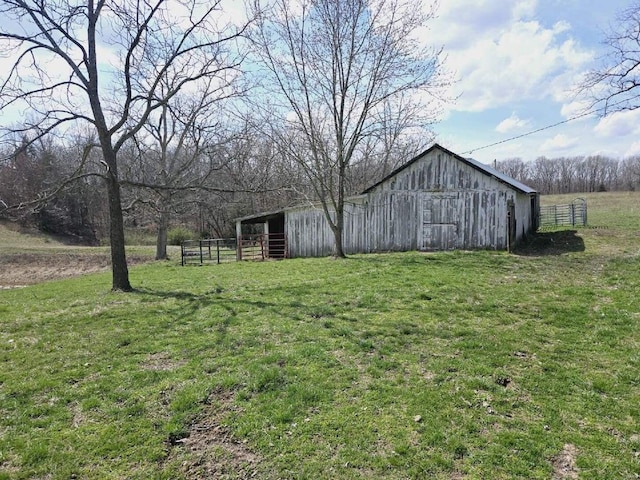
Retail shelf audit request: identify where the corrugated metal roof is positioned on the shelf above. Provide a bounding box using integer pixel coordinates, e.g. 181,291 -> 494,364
463,156 -> 537,194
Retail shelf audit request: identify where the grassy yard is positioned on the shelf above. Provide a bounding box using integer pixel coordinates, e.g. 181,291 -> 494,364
1,192 -> 639,479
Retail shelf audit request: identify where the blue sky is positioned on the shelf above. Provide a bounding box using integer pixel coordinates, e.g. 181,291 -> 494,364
430,0 -> 637,163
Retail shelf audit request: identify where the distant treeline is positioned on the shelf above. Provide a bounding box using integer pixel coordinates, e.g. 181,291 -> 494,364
495,155 -> 640,194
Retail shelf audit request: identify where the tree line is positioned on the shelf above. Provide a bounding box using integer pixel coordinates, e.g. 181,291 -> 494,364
495,154 -> 640,195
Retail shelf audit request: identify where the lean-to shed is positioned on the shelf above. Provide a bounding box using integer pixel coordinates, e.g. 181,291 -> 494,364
236,144 -> 539,258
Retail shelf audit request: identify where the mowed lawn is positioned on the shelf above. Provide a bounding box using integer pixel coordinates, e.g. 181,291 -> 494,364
1,192 -> 639,479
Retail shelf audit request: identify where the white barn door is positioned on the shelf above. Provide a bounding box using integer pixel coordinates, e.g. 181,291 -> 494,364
420,194 -> 458,251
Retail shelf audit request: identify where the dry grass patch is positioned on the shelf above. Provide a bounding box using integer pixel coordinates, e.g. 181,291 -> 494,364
551,443 -> 579,479
140,352 -> 187,372
0,250 -> 155,287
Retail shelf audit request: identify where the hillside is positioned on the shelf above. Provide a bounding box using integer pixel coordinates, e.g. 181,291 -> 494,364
0,220 -> 156,288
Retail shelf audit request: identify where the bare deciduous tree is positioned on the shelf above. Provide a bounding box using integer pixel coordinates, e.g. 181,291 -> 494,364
582,2 -> 640,113
252,0 -> 449,257
122,74 -> 243,260
0,0 -> 249,290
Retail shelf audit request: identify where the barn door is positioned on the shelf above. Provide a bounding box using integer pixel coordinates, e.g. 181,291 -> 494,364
420,194 -> 458,251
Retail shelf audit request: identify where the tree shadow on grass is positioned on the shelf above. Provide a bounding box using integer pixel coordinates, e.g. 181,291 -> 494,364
130,287 -> 289,327
514,229 -> 585,256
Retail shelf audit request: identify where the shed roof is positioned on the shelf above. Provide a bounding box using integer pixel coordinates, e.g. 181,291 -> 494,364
362,143 -> 537,195
235,209 -> 286,224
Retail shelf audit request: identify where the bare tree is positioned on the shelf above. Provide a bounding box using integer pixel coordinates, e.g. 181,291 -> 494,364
0,0 -> 249,290
122,74 -> 244,260
582,2 -> 640,113
531,157 -> 558,194
620,156 -> 640,190
495,157 -> 529,185
251,0 -> 449,257
347,94 -> 434,194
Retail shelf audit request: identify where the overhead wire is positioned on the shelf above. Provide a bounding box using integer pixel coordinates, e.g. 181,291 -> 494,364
461,94 -> 640,156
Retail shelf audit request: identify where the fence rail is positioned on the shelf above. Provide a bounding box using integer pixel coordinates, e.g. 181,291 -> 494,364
181,234 -> 288,265
539,198 -> 587,228
238,233 -> 288,261
181,238 -> 237,266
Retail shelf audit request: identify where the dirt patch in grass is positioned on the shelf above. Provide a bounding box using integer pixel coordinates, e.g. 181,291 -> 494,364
140,352 -> 187,372
551,443 -> 579,479
167,389 -> 262,479
0,251 -> 153,288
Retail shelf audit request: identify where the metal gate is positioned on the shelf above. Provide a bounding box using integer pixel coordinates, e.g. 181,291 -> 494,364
539,198 -> 587,228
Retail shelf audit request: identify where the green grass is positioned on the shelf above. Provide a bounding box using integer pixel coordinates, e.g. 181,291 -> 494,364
1,192 -> 640,479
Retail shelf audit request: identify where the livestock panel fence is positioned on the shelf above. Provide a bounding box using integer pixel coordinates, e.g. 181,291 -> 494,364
181,238 -> 237,266
539,198 -> 587,229
237,233 -> 287,261
181,233 -> 288,265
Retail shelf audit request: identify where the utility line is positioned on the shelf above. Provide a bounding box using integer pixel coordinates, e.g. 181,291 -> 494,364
462,94 -> 640,156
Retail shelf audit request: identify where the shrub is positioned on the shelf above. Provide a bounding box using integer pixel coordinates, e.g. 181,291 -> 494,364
124,229 -> 156,246
168,226 -> 196,245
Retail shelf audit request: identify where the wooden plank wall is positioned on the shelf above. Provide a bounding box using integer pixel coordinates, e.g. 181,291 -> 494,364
285,149 -> 535,257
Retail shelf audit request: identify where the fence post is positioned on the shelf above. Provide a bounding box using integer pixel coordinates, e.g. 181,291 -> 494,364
216,240 -> 221,264
571,203 -> 575,226
199,240 -> 204,265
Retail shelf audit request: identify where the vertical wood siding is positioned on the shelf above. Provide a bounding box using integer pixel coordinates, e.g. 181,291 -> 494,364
285,149 -> 535,257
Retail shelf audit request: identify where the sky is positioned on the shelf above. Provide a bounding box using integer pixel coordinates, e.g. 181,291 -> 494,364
0,0 -> 637,165
429,0 -> 639,163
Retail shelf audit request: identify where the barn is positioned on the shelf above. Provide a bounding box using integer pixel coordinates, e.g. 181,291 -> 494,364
236,144 -> 539,258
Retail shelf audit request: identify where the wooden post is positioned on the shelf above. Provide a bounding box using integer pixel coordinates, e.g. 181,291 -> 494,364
236,221 -> 242,261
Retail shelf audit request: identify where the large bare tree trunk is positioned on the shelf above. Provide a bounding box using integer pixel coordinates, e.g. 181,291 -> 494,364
333,168 -> 346,258
155,208 -> 170,260
104,151 -> 131,291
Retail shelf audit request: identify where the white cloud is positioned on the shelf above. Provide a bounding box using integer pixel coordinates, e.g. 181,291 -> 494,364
593,109 -> 640,138
431,0 -> 593,113
434,0 -> 537,48
624,141 -> 640,158
559,99 -> 594,120
496,112 -> 532,133
540,133 -> 579,152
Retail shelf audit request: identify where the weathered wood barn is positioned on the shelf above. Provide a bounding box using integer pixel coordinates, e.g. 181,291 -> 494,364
236,144 -> 539,258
